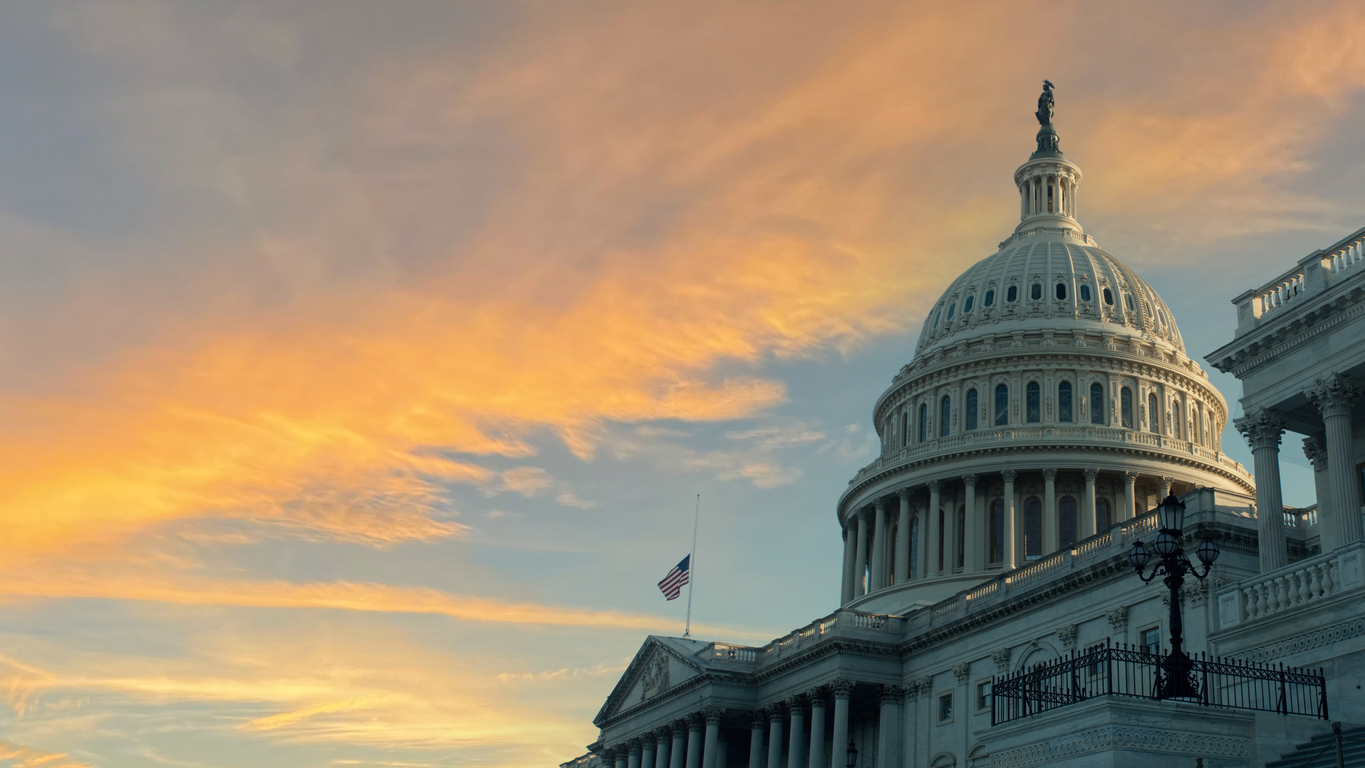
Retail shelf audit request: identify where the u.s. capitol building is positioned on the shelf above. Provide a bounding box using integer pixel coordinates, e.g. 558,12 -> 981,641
564,87 -> 1365,768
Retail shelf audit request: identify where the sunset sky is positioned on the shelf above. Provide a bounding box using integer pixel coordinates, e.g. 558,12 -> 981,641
2,2 -> 1364,766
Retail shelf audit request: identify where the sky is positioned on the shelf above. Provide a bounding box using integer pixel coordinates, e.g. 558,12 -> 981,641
1,1 -> 1364,766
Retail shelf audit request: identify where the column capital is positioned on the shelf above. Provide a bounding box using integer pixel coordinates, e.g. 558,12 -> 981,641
898,487 -> 912,501
655,729 -> 671,744
962,473 -> 978,488
1083,467 -> 1099,481
1303,433 -> 1328,471
702,706 -> 725,724
1043,468 -> 1057,481
748,711 -> 766,729
1001,469 -> 1017,483
1307,373 -> 1363,419
1234,408 -> 1287,450
784,695 -> 805,715
952,661 -> 972,684
806,686 -> 828,706
874,497 -> 887,512
1123,470 -> 1139,483
927,479 -> 942,493
688,713 -> 704,731
829,679 -> 855,699
767,704 -> 785,723
916,676 -> 935,698
629,741 -> 643,756
878,684 -> 907,703
991,646 -> 1011,671
673,720 -> 690,737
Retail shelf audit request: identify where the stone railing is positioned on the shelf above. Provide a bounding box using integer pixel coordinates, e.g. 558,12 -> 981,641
1215,543 -> 1365,630
1283,505 -> 1319,529
1258,272 -> 1305,317
712,609 -> 906,668
1234,228 -> 1365,332
1327,236 -> 1365,276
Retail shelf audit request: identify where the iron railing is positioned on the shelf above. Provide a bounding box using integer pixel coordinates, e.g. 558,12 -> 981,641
992,639 -> 1328,725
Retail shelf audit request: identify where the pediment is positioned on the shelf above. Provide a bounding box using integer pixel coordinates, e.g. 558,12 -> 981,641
594,637 -> 705,725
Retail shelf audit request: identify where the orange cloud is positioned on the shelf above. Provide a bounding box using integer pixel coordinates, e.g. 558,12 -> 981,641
0,740 -> 92,768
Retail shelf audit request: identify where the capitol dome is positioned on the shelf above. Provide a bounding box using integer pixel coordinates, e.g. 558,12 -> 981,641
835,89 -> 1254,614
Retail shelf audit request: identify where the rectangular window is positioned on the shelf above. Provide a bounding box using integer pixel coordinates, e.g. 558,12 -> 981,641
1141,626 -> 1161,655
966,389 -> 978,431
976,681 -> 992,713
938,692 -> 953,723
994,385 -> 1009,426
1084,642 -> 1107,681
1026,382 -> 1041,423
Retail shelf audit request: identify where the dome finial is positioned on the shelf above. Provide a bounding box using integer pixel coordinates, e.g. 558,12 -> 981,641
1032,80 -> 1062,157
1035,80 -> 1055,127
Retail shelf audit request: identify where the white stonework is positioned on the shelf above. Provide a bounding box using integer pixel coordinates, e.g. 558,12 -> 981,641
564,94 -> 1365,768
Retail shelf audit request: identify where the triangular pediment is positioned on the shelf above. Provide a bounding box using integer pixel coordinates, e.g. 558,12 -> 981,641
594,636 -> 706,725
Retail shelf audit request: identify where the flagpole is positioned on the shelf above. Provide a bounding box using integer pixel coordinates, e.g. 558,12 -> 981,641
684,493 -> 699,638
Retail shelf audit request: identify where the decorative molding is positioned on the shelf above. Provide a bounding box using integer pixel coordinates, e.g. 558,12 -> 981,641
918,675 -> 935,697
1306,373 -> 1363,419
1234,408 -> 1286,451
1056,623 -> 1077,650
830,679 -> 854,699
1236,616 -> 1365,664
879,684 -> 906,703
952,662 -> 972,684
989,725 -> 1248,768
992,647 -> 1012,671
1106,606 -> 1129,634
1303,433 -> 1328,471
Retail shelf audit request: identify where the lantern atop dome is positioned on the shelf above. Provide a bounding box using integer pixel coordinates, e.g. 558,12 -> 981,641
1015,80 -> 1083,237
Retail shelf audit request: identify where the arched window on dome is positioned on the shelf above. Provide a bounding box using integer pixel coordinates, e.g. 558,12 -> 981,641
947,302 -> 956,321
1059,495 -> 1078,549
1097,497 -> 1111,530
1173,400 -> 1183,440
1031,283 -> 1042,301
1024,496 -> 1043,559
901,412 -> 908,447
994,384 -> 1009,426
1007,285 -> 1018,303
989,499 -> 1005,564
1148,392 -> 1160,434
1026,381 -> 1041,423
1124,294 -> 1136,313
1090,383 -> 1105,425
1121,387 -> 1134,428
984,289 -> 995,307
1194,405 -> 1204,447
910,515 -> 919,578
1055,282 -> 1067,300
940,395 -> 951,437
919,403 -> 928,443
933,309 -> 941,329
1103,287 -> 1114,306
964,295 -> 974,313
957,504 -> 965,571
965,389 -> 978,431
1058,381 -> 1073,423
1080,284 -> 1092,303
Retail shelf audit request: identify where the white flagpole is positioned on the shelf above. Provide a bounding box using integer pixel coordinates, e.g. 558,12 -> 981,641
684,493 -> 699,638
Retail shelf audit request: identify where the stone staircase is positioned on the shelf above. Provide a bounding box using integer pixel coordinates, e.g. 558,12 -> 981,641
1266,724 -> 1365,768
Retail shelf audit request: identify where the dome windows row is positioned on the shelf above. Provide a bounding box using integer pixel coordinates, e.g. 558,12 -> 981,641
929,280 -> 1138,336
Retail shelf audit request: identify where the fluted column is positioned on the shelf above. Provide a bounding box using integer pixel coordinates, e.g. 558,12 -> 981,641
840,521 -> 857,605
853,512 -> 869,597
916,501 -> 930,579
717,733 -> 728,768
1309,374 -> 1365,549
1123,471 -> 1138,523
876,686 -> 902,768
1305,434 -> 1331,539
871,499 -> 888,591
1083,468 -> 1098,538
829,681 -> 852,766
615,748 -> 628,768
630,741 -> 643,768
786,698 -> 804,768
1002,470 -> 1017,569
702,708 -> 723,768
643,737 -> 656,768
927,480 -> 942,574
656,730 -> 671,768
766,708 -> 784,768
962,474 -> 979,571
1237,408 -> 1289,571
670,723 -> 687,768
806,690 -> 826,768
748,713 -> 765,768
895,489 -> 911,584
687,715 -> 703,768
1160,475 -> 1174,500
1043,468 -> 1058,554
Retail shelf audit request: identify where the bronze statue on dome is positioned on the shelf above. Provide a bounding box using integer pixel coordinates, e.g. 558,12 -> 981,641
1036,80 -> 1055,126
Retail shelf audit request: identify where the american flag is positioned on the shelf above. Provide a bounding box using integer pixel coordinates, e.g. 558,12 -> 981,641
657,555 -> 690,600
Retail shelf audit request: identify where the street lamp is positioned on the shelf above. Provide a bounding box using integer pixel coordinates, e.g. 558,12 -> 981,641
1128,493 -> 1220,700
846,742 -> 858,768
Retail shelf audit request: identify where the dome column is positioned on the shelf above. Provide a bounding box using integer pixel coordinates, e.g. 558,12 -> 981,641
962,475 -> 979,572
1001,470 -> 1018,569
1083,468 -> 1099,538
895,489 -> 912,584
1043,469 -> 1058,554
840,519 -> 857,604
1308,374 -> 1365,550
853,511 -> 869,597
926,481 -> 942,575
1236,409 -> 1288,572
1122,472 -> 1138,523
871,499 -> 888,590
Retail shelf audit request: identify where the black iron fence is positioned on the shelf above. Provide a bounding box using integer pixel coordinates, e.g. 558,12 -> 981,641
992,639 -> 1328,725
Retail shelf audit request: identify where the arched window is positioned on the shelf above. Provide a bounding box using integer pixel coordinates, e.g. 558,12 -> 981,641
919,403 -> 928,443
1103,287 -> 1114,306
1121,387 -> 1134,428
1007,285 -> 1018,303
994,384 -> 1009,426
933,310 -> 941,329
1058,381 -> 1073,423
1097,497 -> 1111,530
1026,381 -> 1041,423
984,289 -> 995,307
965,389 -> 978,431
1173,401 -> 1183,440
1055,282 -> 1067,300
1080,284 -> 1092,302
1124,294 -> 1136,312
937,509 -> 945,573
901,412 -> 908,447
909,516 -> 919,578
1148,392 -> 1160,434
1024,496 -> 1043,559
957,504 -> 966,570
940,395 -> 951,437
1090,383 -> 1105,425
989,499 -> 1005,563
1059,496 -> 1078,548
947,302 -> 956,320
1031,283 -> 1042,300
964,295 -> 974,313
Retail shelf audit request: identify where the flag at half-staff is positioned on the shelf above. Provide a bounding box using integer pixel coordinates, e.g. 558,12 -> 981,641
657,555 -> 690,601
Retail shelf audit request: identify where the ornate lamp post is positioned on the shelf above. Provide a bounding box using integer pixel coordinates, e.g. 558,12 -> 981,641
1127,494 -> 1220,699
845,742 -> 858,768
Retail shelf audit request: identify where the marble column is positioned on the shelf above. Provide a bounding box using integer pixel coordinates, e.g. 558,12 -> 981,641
916,503 -> 930,580
962,474 -> 979,572
1309,374 -> 1365,549
766,708 -> 784,768
927,480 -> 942,574
1237,408 -> 1289,571
786,698 -> 804,768
748,713 -> 765,768
1083,468 -> 1099,538
840,521 -> 857,605
895,489 -> 911,584
630,741 -> 642,768
670,723 -> 687,768
807,690 -> 826,768
1002,470 -> 1017,569
1123,471 -> 1138,523
876,686 -> 902,768
655,730 -> 671,768
1305,434 -> 1331,539
717,733 -> 728,768
615,748 -> 627,768
1043,468 -> 1058,554
829,681 -> 852,766
643,737 -> 656,768
687,716 -> 703,768
871,499 -> 888,591
702,708 -> 723,768
853,512 -> 869,598
1160,475 -> 1174,500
